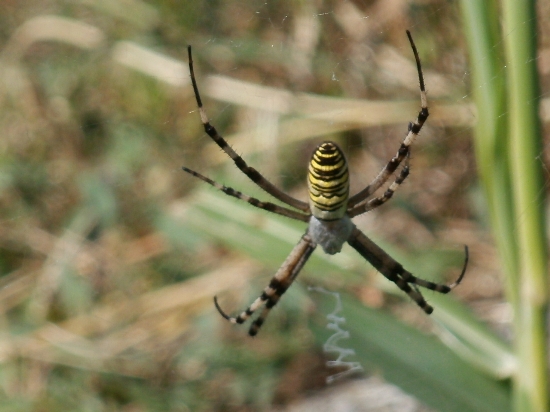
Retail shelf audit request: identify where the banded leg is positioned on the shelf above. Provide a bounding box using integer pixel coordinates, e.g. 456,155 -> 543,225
187,46 -> 309,212
214,232 -> 317,336
182,167 -> 310,222
347,228 -> 468,313
248,239 -> 315,335
348,153 -> 410,218
399,245 -> 468,292
347,30 -> 428,208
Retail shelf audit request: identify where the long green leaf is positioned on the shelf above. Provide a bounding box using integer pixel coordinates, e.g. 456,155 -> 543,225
501,1 -> 549,411
310,291 -> 511,412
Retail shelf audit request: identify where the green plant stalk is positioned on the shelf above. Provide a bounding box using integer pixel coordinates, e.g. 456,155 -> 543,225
462,0 -> 548,410
501,1 -> 549,411
459,0 -> 520,311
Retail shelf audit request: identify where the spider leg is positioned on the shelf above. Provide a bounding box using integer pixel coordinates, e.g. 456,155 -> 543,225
347,228 -> 467,314
347,30 -> 428,209
348,152 -> 410,218
187,46 -> 309,212
248,241 -> 315,336
214,233 -> 317,336
396,245 -> 468,292
182,167 -> 310,222
448,245 -> 469,289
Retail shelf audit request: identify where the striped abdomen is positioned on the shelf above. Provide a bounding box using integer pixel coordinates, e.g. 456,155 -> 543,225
307,142 -> 349,220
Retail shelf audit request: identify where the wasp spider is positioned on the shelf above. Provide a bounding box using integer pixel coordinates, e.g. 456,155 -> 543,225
183,31 -> 468,336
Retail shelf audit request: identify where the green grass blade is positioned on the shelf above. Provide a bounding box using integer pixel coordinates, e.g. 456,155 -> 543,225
310,291 -> 511,412
501,1 -> 549,411
459,0 -> 518,304
461,1 -> 548,410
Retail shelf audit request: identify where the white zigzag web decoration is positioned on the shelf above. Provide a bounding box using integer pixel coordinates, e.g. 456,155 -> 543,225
309,286 -> 364,383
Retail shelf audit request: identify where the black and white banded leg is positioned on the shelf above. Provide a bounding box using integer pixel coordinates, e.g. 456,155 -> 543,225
347,30 -> 428,210
187,46 -> 310,213
348,153 -> 411,218
181,167 -> 310,222
347,228 -> 468,314
214,233 -> 317,336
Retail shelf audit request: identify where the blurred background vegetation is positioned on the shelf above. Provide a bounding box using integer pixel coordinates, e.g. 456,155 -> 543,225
0,1 -> 549,411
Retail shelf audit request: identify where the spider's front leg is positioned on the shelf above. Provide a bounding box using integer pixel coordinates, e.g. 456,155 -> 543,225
214,233 -> 317,336
347,227 -> 467,313
186,45 -> 309,212
348,152 -> 411,218
347,30 -> 428,210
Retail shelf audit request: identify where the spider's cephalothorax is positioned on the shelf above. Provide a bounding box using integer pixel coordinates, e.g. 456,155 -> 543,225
183,31 -> 468,336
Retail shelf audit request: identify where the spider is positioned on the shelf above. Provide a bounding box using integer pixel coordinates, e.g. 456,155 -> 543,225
183,31 -> 468,336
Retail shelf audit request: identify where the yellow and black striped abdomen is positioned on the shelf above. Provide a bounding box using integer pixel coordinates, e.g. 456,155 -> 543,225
307,142 -> 349,220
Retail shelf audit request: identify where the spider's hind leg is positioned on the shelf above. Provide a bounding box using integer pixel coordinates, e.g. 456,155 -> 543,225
400,245 -> 469,294
347,228 -> 468,314
393,271 -> 435,314
213,233 -> 316,336
213,295 -> 257,325
213,273 -> 291,327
